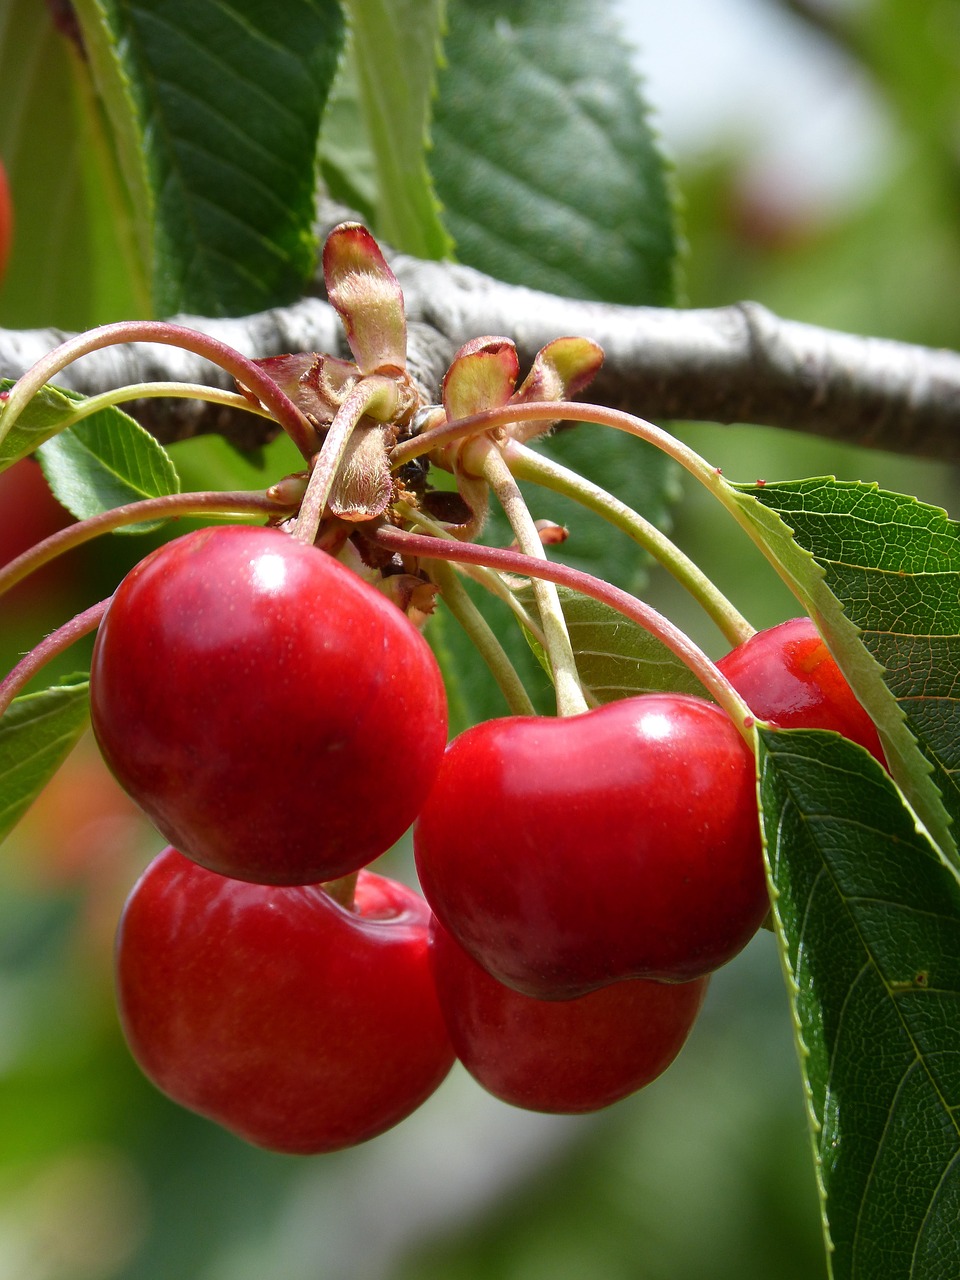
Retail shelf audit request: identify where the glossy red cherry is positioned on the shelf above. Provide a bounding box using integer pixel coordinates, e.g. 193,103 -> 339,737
414,694 -> 766,997
430,919 -> 708,1113
717,616 -> 885,765
115,849 -> 456,1154
90,525 -> 448,884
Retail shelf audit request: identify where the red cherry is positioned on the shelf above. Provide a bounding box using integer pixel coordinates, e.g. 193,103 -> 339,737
90,525 -> 448,884
0,157 -> 11,284
115,849 -> 456,1154
430,919 -> 708,1113
717,617 -> 885,765
414,694 -> 766,997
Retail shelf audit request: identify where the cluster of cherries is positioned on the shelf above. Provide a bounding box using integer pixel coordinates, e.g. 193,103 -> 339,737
90,521 -> 885,1155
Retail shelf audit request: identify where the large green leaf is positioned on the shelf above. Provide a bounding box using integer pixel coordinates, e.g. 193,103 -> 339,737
0,1 -> 144,327
759,726 -> 960,1280
340,0 -> 451,259
729,478 -> 960,866
0,678 -> 90,844
74,0 -> 346,317
431,0 -> 681,304
38,406 -> 180,532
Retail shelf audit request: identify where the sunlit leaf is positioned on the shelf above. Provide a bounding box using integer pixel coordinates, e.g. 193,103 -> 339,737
74,0 -> 346,316
760,726 -> 960,1280
0,677 -> 90,844
432,0 -> 681,304
38,406 -> 180,533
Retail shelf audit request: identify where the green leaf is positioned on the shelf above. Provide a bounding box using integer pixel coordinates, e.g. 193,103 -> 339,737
341,0 -> 452,259
432,0 -> 681,305
518,585 -> 709,703
74,0 -> 346,317
759,726 -> 960,1280
0,380 -> 103,470
0,1 -> 145,328
37,405 -> 180,533
729,478 -> 960,867
0,678 -> 90,845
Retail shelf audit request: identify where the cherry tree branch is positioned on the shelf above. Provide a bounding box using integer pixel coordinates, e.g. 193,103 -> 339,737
4,231 -> 960,460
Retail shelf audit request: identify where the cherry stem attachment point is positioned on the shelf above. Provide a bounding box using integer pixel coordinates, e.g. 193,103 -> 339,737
0,598 -> 110,718
292,376 -> 400,546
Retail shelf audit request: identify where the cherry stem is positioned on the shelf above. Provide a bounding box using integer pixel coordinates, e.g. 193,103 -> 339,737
0,598 -> 109,718
504,439 -> 755,647
0,321 -> 319,459
479,442 -> 588,718
323,872 -> 359,910
0,490 -> 297,600
427,558 -> 536,717
370,526 -> 759,741
291,376 -> 400,546
391,399 -> 747,523
49,381 -> 277,429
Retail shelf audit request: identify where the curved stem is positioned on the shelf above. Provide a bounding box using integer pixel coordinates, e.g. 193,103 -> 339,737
370,525 -> 759,742
52,381 -> 276,429
428,558 -> 536,717
0,321 -> 319,458
504,439 -> 755,647
391,399 -> 728,501
292,376 -> 400,546
0,490 -> 296,599
393,501 -> 548,645
0,599 -> 109,718
479,443 -> 588,717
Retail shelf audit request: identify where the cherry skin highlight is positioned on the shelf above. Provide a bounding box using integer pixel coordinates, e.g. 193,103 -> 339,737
115,849 -> 456,1154
717,616 -> 885,765
430,920 -> 708,1114
414,693 -> 766,997
90,525 -> 448,884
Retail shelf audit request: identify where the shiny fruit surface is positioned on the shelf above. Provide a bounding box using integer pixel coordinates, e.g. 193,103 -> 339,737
90,525 -> 448,884
115,850 -> 455,1153
717,616 -> 885,765
430,920 -> 708,1113
415,694 -> 766,996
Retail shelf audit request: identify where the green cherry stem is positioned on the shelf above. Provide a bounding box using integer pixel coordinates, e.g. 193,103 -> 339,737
503,439 -> 755,647
291,376 -> 400,546
322,872 -> 359,910
0,321 -> 318,458
370,525 -> 759,742
426,557 -> 537,717
478,442 -> 588,718
392,501 -> 549,647
49,381 -> 277,430
0,490 -> 297,600
0,598 -> 109,719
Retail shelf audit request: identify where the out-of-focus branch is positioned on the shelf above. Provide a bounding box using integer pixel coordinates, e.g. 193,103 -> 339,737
4,247 -> 960,461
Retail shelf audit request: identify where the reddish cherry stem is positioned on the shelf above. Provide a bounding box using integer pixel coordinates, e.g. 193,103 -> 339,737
0,490 -> 296,599
0,598 -> 109,717
0,321 -> 319,458
369,526 -> 759,741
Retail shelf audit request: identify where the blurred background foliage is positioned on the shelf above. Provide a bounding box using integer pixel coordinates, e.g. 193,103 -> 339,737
1,0 -> 959,1276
